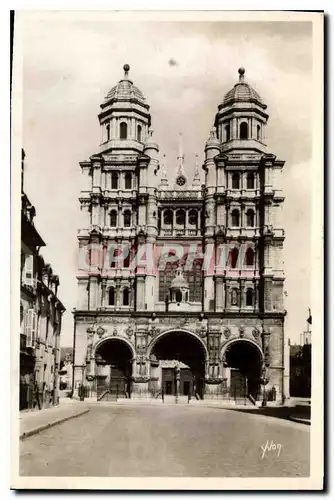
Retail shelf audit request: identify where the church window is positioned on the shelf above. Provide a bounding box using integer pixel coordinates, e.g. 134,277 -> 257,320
245,247 -> 254,266
246,209 -> 255,227
108,287 -> 115,306
225,123 -> 230,142
257,124 -> 261,141
123,248 -> 130,268
247,173 -> 255,190
106,122 -> 110,141
123,210 -> 132,227
176,209 -> 186,226
232,173 -> 240,189
111,172 -> 118,190
240,121 -> 248,139
110,210 -> 117,227
137,124 -> 142,142
231,209 -> 240,227
123,288 -> 130,306
120,122 -> 127,140
163,210 -> 173,226
229,247 -> 239,269
125,172 -> 132,190
188,209 -> 198,226
231,288 -> 239,306
246,288 -> 254,306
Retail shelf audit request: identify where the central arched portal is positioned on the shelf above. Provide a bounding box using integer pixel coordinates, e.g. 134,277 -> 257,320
149,331 -> 206,399
223,340 -> 263,400
95,339 -> 133,400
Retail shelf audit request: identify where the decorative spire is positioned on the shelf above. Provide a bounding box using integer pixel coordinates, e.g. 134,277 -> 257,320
177,132 -> 184,168
123,63 -> 130,79
159,154 -> 169,189
192,153 -> 201,189
175,132 -> 187,187
238,67 -> 245,82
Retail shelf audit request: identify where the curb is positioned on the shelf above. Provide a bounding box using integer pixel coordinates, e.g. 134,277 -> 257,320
20,408 -> 90,440
289,416 -> 311,426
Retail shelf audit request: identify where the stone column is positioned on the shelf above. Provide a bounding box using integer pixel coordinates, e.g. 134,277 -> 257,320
136,276 -> 145,311
215,277 -> 224,312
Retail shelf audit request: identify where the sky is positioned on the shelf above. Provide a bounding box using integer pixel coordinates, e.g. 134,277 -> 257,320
18,12 -> 313,347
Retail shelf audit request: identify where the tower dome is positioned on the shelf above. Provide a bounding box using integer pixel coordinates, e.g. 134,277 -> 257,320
103,64 -> 146,105
98,64 -> 151,154
214,68 -> 269,154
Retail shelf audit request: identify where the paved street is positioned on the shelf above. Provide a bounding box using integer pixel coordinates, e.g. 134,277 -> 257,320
20,404 -> 310,477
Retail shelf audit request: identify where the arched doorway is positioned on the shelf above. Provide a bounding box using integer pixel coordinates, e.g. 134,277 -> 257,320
223,340 -> 262,401
95,338 -> 133,401
149,331 -> 207,399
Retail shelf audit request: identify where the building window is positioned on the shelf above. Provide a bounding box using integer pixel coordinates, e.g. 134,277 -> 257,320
246,288 -> 254,306
188,209 -> 198,227
231,288 -> 239,306
247,173 -> 255,190
245,247 -> 254,266
137,124 -> 142,142
176,209 -> 186,226
123,249 -> 130,268
110,210 -> 117,227
257,124 -> 261,141
123,288 -> 130,306
163,209 -> 173,226
106,122 -> 110,141
231,209 -> 240,227
229,247 -> 239,269
225,123 -> 230,142
108,287 -> 115,306
120,122 -> 127,140
111,172 -> 118,190
232,173 -> 240,190
125,172 -> 132,190
123,210 -> 132,227
158,258 -> 202,302
246,209 -> 255,227
240,121 -> 248,139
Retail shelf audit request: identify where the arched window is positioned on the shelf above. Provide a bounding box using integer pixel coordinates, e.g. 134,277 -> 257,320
245,247 -> 254,266
163,209 -> 173,226
110,210 -> 117,227
137,124 -> 142,142
106,122 -> 110,141
111,172 -> 118,190
176,209 -> 186,226
246,288 -> 254,306
120,122 -> 127,140
232,173 -> 240,190
188,209 -> 198,226
257,124 -> 261,141
247,173 -> 255,190
123,288 -> 130,306
108,287 -> 115,306
231,209 -> 240,227
225,123 -> 230,142
246,209 -> 255,227
229,247 -> 239,269
240,121 -> 248,140
125,172 -> 132,190
123,247 -> 130,268
175,290 -> 182,303
123,210 -> 132,227
231,288 -> 239,306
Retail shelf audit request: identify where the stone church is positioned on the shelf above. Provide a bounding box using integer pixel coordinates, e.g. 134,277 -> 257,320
73,64 -> 288,404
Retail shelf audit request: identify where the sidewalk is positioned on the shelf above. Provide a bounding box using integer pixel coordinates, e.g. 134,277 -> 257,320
20,399 -> 89,440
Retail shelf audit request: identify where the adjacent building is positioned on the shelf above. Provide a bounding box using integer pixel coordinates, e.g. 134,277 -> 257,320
73,65 -> 287,403
20,150 -> 66,410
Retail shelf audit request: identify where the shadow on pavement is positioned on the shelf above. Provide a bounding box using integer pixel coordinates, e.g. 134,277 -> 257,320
219,404 -> 311,423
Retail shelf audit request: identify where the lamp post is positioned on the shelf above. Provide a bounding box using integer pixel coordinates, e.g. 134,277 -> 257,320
175,361 -> 181,404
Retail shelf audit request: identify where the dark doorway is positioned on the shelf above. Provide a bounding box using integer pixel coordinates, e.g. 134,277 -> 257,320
225,341 -> 262,400
151,332 -> 206,399
95,340 -> 133,401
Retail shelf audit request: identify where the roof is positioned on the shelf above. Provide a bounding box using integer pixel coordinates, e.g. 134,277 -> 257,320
221,68 -> 266,109
104,64 -> 145,104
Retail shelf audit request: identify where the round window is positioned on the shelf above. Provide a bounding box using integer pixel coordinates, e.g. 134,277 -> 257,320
176,176 -> 186,186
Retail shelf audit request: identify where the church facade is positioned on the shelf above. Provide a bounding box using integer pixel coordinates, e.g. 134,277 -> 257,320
73,65 -> 288,404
